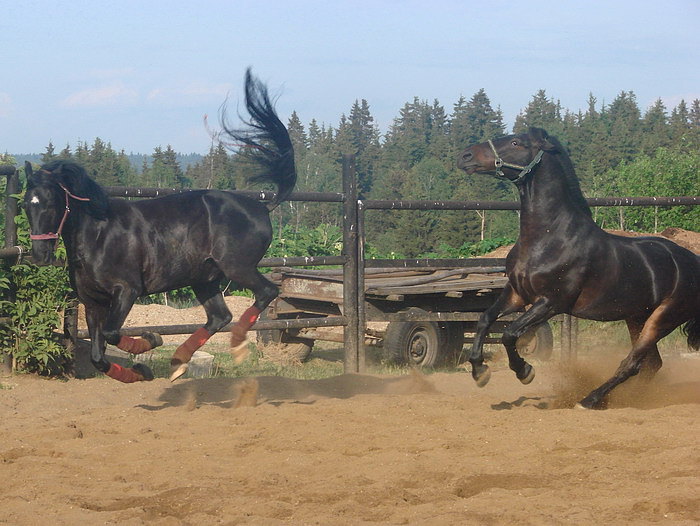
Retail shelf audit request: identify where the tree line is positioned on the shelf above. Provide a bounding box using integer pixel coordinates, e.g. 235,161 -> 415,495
22,89 -> 700,256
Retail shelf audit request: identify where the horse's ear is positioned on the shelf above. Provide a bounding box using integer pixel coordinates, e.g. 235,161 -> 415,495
528,127 -> 557,152
25,161 -> 34,178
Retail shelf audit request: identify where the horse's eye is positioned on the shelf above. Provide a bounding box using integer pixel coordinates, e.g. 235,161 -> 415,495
511,141 -> 519,146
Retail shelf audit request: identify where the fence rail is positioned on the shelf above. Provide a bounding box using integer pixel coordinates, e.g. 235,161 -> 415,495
2,162 -> 699,375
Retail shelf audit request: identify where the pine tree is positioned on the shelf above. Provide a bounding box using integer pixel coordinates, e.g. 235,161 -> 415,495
513,90 -> 566,138
641,99 -> 670,155
449,89 -> 505,150
347,99 -> 380,195
41,142 -> 57,164
604,90 -> 642,165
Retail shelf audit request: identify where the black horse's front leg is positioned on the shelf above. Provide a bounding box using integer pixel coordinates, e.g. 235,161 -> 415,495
85,299 -> 153,383
468,284 -> 525,387
500,298 -> 555,385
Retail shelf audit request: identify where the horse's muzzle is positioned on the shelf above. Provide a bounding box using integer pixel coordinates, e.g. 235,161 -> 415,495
30,242 -> 57,266
457,149 -> 478,173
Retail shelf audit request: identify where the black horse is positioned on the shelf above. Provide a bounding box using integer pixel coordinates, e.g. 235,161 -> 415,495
457,128 -> 700,408
24,69 -> 296,383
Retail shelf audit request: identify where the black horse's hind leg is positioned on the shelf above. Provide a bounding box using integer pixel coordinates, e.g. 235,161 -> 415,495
226,268 -> 279,362
467,283 -> 526,387
85,301 -> 153,383
500,298 -> 555,385
169,282 -> 234,381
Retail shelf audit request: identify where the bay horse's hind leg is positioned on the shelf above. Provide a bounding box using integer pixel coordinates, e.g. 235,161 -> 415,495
578,306 -> 679,409
169,282 -> 233,381
626,318 -> 662,380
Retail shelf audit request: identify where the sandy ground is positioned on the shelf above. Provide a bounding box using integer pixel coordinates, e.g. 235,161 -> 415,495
2,228 -> 698,525
1,351 -> 699,525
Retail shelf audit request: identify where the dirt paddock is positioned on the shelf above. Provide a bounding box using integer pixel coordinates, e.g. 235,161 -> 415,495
1,352 -> 699,525
3,228 -> 699,525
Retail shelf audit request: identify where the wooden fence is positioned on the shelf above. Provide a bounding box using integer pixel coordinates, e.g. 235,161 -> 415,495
1,161 -> 699,374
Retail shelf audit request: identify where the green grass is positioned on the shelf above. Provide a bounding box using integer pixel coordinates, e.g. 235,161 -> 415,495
123,341 -> 464,381
126,342 -> 348,381
118,320 -> 697,382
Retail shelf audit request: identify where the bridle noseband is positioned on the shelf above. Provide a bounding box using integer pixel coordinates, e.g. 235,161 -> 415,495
29,184 -> 90,242
487,140 -> 544,184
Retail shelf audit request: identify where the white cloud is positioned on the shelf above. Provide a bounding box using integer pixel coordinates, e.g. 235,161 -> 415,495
61,83 -> 138,108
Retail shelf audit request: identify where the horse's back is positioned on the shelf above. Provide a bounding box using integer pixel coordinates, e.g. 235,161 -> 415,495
84,190 -> 273,294
572,232 -> 700,319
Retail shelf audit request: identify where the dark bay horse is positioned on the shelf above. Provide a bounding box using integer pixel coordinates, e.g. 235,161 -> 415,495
24,69 -> 296,383
457,127 -> 700,408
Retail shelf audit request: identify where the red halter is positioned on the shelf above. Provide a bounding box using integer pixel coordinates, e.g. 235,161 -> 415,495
29,184 -> 90,241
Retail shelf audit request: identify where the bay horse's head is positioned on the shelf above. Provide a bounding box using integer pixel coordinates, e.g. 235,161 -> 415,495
457,127 -> 558,183
24,161 -> 109,265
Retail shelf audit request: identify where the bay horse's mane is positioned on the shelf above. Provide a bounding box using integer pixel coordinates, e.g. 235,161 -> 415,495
32,160 -> 111,220
541,131 -> 592,218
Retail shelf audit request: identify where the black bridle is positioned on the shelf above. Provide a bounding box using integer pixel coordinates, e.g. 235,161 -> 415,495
487,139 -> 544,184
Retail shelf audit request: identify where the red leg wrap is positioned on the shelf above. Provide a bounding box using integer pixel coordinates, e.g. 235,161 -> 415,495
171,327 -> 211,366
231,306 -> 261,348
106,363 -> 145,383
117,335 -> 153,355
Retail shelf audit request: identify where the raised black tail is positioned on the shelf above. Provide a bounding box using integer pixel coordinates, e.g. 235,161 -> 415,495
683,314 -> 700,351
221,68 -> 297,210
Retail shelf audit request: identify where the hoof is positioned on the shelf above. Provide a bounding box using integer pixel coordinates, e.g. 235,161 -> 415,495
472,365 -> 491,387
576,395 -> 604,410
132,363 -> 154,381
142,331 -> 163,349
231,338 -> 251,365
169,362 -> 188,382
517,363 -> 535,385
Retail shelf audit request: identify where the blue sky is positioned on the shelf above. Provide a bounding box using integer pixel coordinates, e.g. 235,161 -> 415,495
2,0 -> 699,155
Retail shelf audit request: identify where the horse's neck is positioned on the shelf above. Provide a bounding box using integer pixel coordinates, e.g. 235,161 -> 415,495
517,156 -> 595,239
62,212 -> 99,262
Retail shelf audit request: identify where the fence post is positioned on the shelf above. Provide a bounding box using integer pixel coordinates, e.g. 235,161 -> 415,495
2,167 -> 20,375
356,199 -> 366,373
342,154 -> 360,373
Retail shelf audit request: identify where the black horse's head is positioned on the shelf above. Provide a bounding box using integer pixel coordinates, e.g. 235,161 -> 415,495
24,161 -> 109,265
457,127 -> 558,183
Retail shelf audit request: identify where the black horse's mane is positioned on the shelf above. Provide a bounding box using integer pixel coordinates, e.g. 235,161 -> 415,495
544,133 -> 592,217
36,160 -> 111,220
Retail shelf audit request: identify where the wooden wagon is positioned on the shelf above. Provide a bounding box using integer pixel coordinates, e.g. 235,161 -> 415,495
257,259 -> 554,367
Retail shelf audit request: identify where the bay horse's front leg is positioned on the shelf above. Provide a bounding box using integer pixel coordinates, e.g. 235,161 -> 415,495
500,298 -> 555,385
468,284 -> 526,387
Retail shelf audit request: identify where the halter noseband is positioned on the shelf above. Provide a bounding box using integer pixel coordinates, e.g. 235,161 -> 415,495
487,140 -> 544,184
29,184 -> 90,242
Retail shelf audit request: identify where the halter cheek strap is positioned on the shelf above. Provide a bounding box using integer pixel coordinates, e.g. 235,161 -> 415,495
29,184 -> 90,242
487,140 -> 544,184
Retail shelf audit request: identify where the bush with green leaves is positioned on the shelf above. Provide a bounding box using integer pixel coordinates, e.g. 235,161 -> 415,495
0,188 -> 73,374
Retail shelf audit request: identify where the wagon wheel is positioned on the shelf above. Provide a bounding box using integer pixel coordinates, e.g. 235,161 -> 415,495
516,322 -> 554,361
256,308 -> 314,363
382,308 -> 452,368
